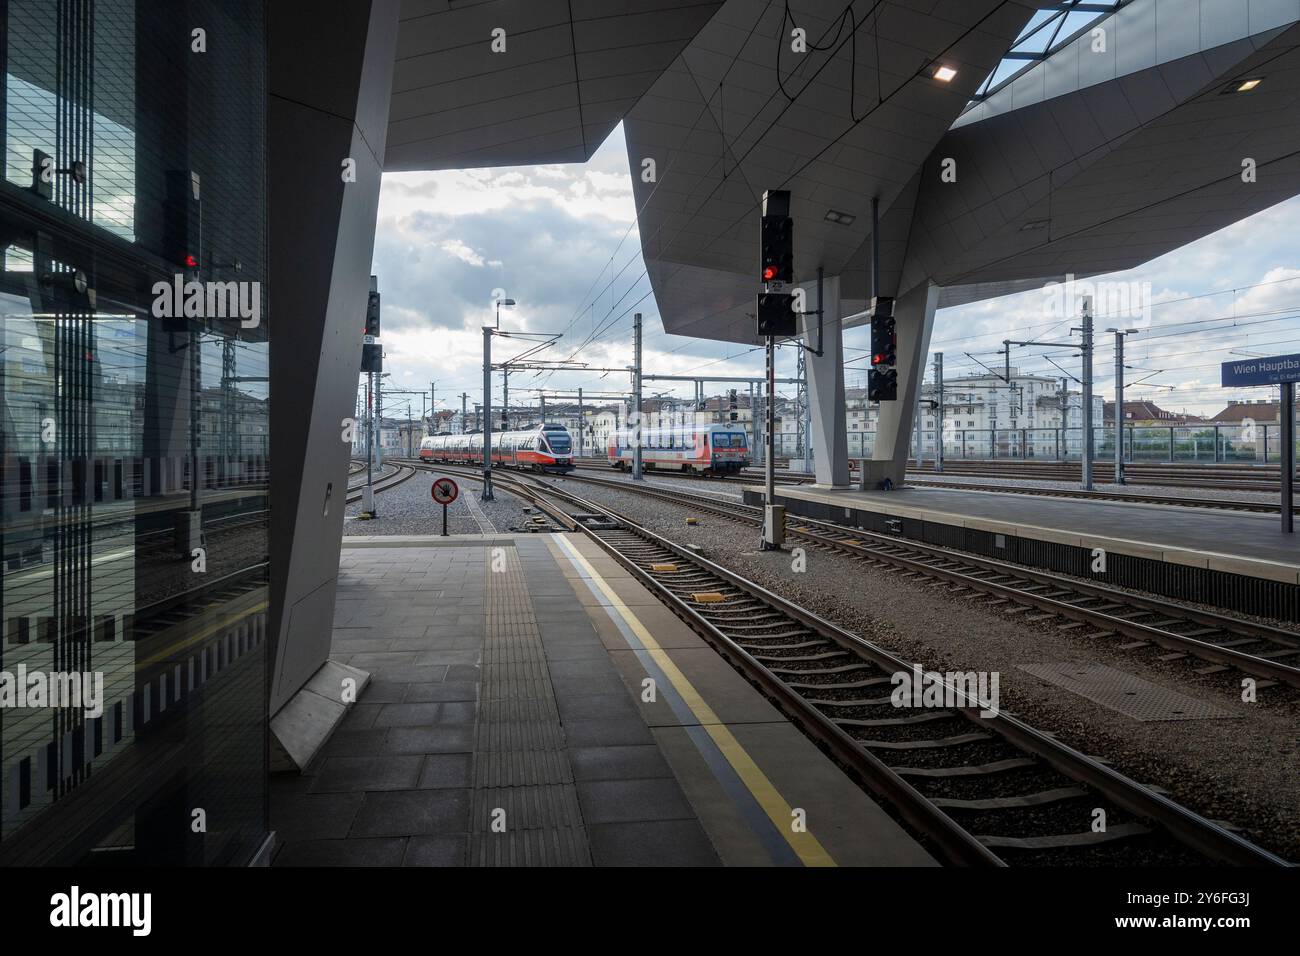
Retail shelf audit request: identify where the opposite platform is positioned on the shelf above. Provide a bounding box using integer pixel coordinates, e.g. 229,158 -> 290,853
752,484 -> 1300,621
269,532 -> 934,867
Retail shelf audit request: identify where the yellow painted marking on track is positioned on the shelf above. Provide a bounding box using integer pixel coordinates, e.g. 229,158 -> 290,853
685,517 -> 699,525
691,592 -> 725,603
650,563 -> 678,573
557,536 -> 836,868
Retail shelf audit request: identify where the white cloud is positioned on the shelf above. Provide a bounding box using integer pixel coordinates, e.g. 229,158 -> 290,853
438,239 -> 488,267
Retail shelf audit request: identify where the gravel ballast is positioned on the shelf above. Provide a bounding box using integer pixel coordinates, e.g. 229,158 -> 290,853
344,468 -> 555,536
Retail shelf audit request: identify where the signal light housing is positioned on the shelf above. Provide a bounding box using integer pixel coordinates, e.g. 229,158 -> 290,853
756,292 -> 796,337
165,170 -> 201,276
868,367 -> 897,402
760,213 -> 793,286
364,291 -> 381,338
869,296 -> 898,401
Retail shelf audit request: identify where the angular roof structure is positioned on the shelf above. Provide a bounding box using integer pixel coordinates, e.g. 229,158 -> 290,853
614,0 -> 1300,344
378,1 -> 1300,347
385,0 -> 724,170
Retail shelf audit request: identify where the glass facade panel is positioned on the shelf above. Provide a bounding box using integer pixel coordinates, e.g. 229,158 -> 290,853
0,0 -> 268,865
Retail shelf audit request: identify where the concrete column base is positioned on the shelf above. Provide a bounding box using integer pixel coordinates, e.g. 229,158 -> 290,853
858,459 -> 906,490
270,659 -> 371,773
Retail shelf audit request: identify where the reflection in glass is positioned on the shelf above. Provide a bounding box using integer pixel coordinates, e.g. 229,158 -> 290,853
1,0 -> 269,865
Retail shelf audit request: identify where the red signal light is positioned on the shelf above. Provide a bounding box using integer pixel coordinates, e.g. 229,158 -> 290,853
184,254 -> 198,268
872,353 -> 885,365
762,265 -> 777,281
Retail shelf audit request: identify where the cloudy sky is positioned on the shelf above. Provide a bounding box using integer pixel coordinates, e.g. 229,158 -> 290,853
370,122 -> 1300,422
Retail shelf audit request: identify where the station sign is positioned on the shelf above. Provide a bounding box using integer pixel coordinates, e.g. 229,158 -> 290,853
1220,353 -> 1300,387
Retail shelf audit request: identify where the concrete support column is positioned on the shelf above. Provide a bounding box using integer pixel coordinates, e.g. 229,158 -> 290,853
862,281 -> 939,489
268,0 -> 400,720
800,275 -> 849,487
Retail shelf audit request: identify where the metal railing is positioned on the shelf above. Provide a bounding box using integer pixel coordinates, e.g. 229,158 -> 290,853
853,424 -> 1300,464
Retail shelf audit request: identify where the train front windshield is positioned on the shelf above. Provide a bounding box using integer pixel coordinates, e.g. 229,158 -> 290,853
714,433 -> 747,448
544,432 -> 572,454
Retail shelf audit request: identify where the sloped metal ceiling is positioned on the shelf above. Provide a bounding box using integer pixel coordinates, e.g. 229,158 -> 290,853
906,17 -> 1300,292
623,0 -> 1052,344
386,0 -> 725,170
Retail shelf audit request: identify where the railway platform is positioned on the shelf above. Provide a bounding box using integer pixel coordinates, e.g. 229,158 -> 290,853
269,532 -> 935,867
754,484 -> 1300,621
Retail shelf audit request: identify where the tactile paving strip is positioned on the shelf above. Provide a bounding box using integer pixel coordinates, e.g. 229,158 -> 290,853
469,827 -> 591,867
1017,662 -> 1238,722
473,545 -> 592,865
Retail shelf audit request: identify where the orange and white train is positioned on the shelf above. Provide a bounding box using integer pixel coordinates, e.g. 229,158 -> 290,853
420,423 -> 575,473
608,423 -> 751,476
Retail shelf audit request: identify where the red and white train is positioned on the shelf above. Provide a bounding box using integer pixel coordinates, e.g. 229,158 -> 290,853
608,423 -> 751,475
420,424 -> 575,473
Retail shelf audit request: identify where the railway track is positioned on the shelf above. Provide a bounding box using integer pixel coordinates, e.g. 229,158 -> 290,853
422,462 -> 1288,867
346,462 -> 416,504
542,471 -> 1300,691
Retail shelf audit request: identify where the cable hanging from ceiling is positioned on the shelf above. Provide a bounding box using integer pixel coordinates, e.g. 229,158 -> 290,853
775,0 -> 885,123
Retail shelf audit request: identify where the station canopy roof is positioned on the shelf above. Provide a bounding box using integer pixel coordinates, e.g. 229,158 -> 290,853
382,1 -> 1300,346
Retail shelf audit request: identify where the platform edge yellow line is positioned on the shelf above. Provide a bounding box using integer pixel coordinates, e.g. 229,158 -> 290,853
555,536 -> 836,867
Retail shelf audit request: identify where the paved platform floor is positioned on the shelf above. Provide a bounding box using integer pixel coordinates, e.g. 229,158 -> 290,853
269,533 -> 934,867
764,484 -> 1300,584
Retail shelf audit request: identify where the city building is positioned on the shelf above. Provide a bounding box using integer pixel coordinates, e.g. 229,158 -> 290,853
1211,399 -> 1283,425
1103,400 -> 1205,426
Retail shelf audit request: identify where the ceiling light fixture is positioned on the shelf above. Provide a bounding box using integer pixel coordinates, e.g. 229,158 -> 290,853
1223,77 -> 1264,94
824,209 -> 856,226
933,65 -> 958,83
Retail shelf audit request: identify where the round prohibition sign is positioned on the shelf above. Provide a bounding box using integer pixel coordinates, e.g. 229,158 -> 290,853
431,477 -> 459,505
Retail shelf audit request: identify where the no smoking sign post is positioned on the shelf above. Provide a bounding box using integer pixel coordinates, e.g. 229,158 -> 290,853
431,477 -> 459,536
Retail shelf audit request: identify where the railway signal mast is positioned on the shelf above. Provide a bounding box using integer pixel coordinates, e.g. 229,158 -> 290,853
757,189 -> 795,550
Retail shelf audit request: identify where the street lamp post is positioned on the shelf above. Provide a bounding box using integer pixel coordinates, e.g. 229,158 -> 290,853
496,296 -> 515,329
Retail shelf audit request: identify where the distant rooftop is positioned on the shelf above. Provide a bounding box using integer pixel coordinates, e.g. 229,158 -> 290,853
1211,400 -> 1284,423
